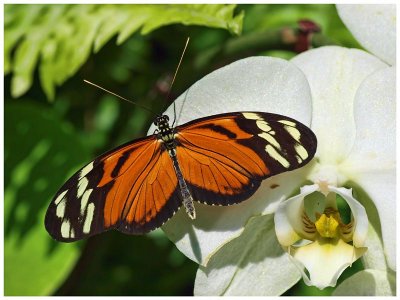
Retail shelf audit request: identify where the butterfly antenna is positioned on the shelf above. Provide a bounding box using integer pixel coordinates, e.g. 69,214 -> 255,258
84,80 -> 159,117
168,37 -> 190,127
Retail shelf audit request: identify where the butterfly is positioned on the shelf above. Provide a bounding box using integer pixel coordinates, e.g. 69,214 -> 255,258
45,111 -> 317,242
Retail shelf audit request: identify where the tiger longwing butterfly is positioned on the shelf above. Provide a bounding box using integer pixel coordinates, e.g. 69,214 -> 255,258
45,110 -> 317,242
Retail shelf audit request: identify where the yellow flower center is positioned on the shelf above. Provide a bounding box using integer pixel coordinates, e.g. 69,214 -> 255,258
315,213 -> 340,238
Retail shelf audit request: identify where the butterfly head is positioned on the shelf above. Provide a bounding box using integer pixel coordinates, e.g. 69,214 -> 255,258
154,115 -> 170,129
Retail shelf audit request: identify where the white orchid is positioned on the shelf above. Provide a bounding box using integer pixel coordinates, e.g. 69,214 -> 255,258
337,4 -> 396,65
150,4 -> 395,296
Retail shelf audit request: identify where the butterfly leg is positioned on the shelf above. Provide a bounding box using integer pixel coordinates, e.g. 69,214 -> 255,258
168,149 -> 196,219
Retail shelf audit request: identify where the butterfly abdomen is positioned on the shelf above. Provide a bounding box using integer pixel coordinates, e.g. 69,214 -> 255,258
169,148 -> 196,219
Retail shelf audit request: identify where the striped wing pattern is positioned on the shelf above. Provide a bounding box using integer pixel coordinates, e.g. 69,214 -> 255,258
45,136 -> 180,241
175,112 -> 316,205
45,111 -> 317,242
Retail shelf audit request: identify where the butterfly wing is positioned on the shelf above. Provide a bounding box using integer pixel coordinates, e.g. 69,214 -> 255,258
46,111 -> 316,241
45,135 -> 180,242
175,111 -> 317,205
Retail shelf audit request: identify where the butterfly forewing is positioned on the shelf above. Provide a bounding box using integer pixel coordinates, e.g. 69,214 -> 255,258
175,112 -> 317,205
45,135 -> 181,242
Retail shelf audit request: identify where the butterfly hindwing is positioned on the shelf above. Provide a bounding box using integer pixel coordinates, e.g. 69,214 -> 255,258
115,146 -> 181,235
175,112 -> 317,205
45,135 -> 181,242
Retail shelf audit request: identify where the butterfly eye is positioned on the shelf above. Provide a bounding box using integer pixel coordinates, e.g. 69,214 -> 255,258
154,116 -> 163,126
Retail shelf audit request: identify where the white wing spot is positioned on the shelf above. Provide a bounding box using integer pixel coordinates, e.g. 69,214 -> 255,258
56,199 -> 66,218
83,202 -> 95,234
61,220 -> 71,238
265,145 -> 290,168
256,120 -> 272,132
80,189 -> 93,215
295,144 -> 309,160
258,132 -> 281,150
79,162 -> 94,180
278,119 -> 296,127
54,190 -> 68,205
285,125 -> 301,142
242,112 -> 260,120
77,177 -> 89,198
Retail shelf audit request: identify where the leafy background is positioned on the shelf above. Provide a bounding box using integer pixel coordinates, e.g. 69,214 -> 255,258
4,4 -> 363,296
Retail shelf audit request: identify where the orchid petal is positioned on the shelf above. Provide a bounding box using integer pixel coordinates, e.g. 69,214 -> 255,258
274,184 -> 319,246
152,57 -> 313,265
290,238 -> 367,290
332,269 -> 395,296
194,215 -> 300,295
149,56 -> 313,130
291,46 -> 387,165
337,4 -> 396,65
328,186 -> 368,247
340,66 -> 395,270
163,167 -> 311,265
362,224 -> 389,271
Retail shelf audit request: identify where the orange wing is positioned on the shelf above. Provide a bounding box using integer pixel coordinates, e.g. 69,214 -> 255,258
46,111 -> 317,242
174,112 -> 317,205
45,135 -> 180,242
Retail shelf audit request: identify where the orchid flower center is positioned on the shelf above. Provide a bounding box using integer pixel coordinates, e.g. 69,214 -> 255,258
315,210 -> 340,238
302,202 -> 353,242
274,185 -> 368,289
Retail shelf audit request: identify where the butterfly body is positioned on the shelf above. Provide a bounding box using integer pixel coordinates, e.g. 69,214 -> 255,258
45,111 -> 317,242
154,115 -> 176,151
154,114 -> 196,219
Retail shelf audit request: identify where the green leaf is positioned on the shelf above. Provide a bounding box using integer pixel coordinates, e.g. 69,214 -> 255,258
4,102 -> 91,295
5,4 -> 243,101
4,5 -> 44,75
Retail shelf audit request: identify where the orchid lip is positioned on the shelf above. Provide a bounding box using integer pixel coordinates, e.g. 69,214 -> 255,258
274,184 -> 369,289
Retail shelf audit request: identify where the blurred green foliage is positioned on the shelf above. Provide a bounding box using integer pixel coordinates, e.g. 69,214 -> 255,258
5,4 -> 243,100
4,4 -> 363,296
4,103 -> 86,295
